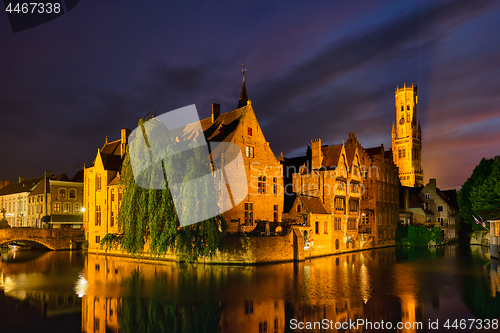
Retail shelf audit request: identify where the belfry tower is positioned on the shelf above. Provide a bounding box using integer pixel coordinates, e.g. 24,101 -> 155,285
392,83 -> 424,187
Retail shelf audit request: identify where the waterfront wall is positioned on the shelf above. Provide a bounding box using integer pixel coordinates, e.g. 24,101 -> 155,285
88,227 -> 386,264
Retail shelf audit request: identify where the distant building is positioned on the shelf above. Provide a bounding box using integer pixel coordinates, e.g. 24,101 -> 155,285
400,179 -> 459,243
27,171 -> 83,229
392,83 -> 424,187
0,176 -> 43,227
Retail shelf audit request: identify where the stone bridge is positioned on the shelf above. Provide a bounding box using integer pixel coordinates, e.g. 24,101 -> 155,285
0,228 -> 85,250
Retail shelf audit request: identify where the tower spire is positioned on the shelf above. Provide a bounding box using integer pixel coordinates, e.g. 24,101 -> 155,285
238,63 -> 248,109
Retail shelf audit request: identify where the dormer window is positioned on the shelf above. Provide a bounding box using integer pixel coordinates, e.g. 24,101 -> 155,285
248,127 -> 252,136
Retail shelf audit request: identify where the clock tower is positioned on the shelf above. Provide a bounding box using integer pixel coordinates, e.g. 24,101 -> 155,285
392,83 -> 423,187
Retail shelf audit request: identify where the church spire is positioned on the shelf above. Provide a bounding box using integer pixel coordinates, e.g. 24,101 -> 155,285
237,63 -> 248,109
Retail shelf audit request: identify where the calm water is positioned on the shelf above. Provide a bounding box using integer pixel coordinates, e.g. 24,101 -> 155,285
1,244 -> 499,333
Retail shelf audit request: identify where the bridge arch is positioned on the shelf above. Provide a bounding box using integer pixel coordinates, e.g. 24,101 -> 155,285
0,237 -> 56,250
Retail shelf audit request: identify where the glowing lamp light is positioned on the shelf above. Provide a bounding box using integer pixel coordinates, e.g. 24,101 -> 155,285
81,207 -> 86,213
74,272 -> 89,298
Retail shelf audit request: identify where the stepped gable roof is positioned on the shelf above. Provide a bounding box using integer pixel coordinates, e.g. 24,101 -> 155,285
0,177 -> 44,196
321,144 -> 342,168
101,153 -> 122,171
299,195 -> 330,214
199,105 -> 248,144
101,139 -> 122,156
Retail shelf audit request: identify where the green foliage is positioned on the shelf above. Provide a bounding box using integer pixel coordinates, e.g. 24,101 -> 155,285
458,158 -> 500,231
117,118 -> 228,261
395,223 -> 409,246
407,225 -> 441,246
397,224 -> 441,247
100,233 -> 123,251
470,158 -> 500,220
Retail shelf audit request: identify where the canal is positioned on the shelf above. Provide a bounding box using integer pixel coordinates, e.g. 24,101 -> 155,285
0,244 -> 499,332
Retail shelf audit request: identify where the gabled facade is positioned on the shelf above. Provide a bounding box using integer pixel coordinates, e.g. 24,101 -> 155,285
283,137 -> 363,254
199,100 -> 284,233
84,130 -> 128,251
400,179 -> 459,243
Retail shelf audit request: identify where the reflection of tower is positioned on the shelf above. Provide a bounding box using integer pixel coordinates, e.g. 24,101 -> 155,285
392,83 -> 424,187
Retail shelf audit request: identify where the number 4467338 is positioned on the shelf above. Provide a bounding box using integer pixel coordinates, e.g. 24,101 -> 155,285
5,2 -> 61,14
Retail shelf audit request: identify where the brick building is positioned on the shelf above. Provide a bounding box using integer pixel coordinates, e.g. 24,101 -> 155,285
282,137 -> 363,255
27,171 -> 84,229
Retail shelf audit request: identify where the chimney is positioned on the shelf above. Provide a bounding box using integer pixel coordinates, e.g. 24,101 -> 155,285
19,176 -> 25,183
211,103 -> 220,123
429,178 -> 436,189
311,138 -> 323,170
44,171 -> 52,178
121,128 -> 131,157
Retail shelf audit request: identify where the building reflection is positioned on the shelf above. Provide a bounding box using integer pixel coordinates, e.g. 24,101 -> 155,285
81,249 -> 425,333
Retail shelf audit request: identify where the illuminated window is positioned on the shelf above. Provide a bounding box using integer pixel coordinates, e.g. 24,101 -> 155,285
54,203 -> 60,212
248,127 -> 252,136
244,203 -> 253,225
95,205 -> 101,226
258,176 -> 266,194
63,203 -> 71,213
245,146 -> 254,158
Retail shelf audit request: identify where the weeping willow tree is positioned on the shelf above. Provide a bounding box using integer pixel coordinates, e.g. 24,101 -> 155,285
106,116 -> 227,261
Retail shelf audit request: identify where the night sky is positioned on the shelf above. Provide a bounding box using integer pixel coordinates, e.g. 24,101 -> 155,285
1,0 -> 499,189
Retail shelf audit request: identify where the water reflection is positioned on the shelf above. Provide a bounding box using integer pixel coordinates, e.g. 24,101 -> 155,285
1,245 -> 500,332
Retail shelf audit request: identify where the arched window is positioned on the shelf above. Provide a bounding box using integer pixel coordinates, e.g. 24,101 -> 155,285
69,189 -> 76,199
63,203 -> 71,213
74,203 -> 80,213
59,189 -> 66,199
